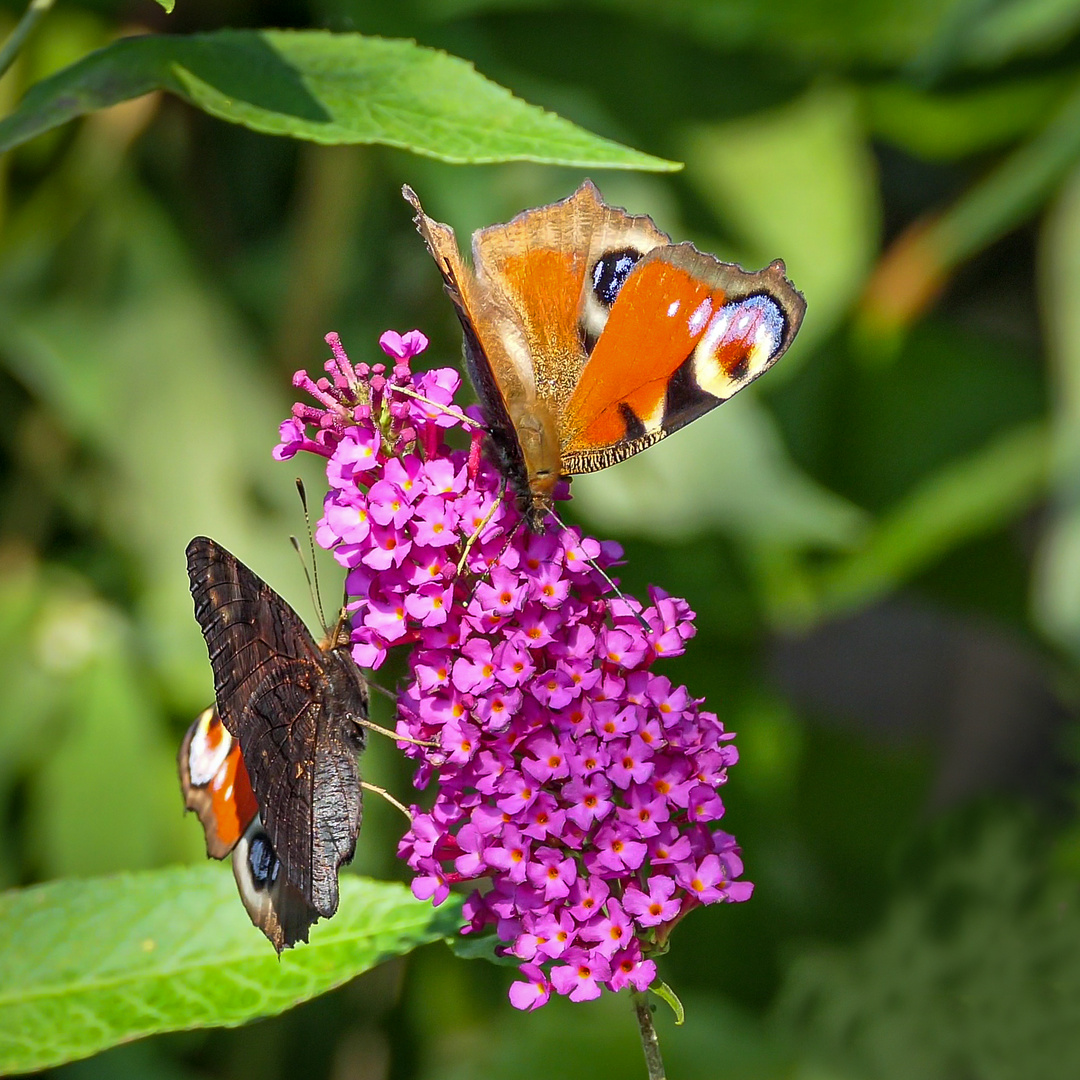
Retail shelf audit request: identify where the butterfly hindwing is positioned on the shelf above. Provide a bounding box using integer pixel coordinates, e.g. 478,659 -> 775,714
403,185 -> 535,496
233,813 -> 320,953
179,705 -> 259,860
238,652 -> 364,917
185,537 -> 366,921
179,706 -> 320,951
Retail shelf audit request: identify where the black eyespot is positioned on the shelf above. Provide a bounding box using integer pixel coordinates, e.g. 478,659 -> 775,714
249,833 -> 280,889
591,249 -> 642,308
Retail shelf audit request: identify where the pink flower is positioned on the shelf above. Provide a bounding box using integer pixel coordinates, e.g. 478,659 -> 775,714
550,950 -> 611,1002
623,876 -> 681,928
278,329 -> 753,1009
379,328 -> 430,360
509,964 -> 551,1010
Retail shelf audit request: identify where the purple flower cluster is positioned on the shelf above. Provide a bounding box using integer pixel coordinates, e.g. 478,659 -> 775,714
277,330 -> 753,1008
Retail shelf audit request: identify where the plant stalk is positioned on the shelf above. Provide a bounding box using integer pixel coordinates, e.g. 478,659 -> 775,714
631,990 -> 666,1080
0,0 -> 55,82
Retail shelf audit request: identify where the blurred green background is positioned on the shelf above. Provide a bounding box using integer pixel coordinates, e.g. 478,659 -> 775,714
4,0 -> 1080,1077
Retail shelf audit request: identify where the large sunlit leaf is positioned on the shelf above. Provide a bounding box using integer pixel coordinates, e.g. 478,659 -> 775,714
0,29 -> 677,169
0,866 -> 463,1075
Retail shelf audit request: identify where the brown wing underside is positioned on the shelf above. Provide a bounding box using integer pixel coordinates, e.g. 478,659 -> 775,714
186,537 -> 362,917
239,661 -> 361,917
403,185 -> 531,495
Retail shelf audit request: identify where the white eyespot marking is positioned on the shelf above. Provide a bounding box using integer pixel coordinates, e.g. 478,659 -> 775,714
693,295 -> 785,398
688,297 -> 713,336
188,710 -> 234,787
667,299 -> 681,318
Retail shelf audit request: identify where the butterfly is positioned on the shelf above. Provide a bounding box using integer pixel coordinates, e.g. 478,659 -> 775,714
180,536 -> 369,951
404,182 -> 806,530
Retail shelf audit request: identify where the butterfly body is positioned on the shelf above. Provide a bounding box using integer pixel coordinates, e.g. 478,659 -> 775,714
181,537 -> 368,950
405,182 -> 806,529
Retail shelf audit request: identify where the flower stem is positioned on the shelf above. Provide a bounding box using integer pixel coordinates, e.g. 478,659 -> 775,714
0,0 -> 55,82
631,990 -> 666,1080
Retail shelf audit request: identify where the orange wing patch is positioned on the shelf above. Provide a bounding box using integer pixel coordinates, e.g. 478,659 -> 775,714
498,248 -> 586,393
180,706 -> 260,859
562,260 -> 722,453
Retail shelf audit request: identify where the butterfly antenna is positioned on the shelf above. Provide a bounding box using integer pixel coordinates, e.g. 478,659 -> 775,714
545,508 -> 651,633
295,478 -> 328,634
360,780 -> 413,821
392,385 -> 488,431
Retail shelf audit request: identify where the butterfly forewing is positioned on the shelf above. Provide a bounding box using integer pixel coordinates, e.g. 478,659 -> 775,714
186,537 -> 366,920
560,244 -> 806,473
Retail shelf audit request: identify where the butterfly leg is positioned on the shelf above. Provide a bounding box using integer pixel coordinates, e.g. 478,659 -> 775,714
356,716 -> 438,749
544,508 -> 651,634
392,385 -> 482,430
455,475 -> 508,576
360,780 -> 412,820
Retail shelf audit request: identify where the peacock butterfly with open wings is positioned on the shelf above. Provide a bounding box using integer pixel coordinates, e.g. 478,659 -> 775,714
180,537 -> 368,952
405,182 -> 806,529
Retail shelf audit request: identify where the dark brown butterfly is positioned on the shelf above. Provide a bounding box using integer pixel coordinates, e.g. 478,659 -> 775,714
405,183 -> 805,530
181,536 -> 368,950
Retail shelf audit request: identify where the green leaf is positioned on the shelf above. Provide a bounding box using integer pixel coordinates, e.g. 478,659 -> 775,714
651,980 -> 685,1025
1034,164 -> 1080,659
0,866 -> 464,1075
154,0 -> 175,9
0,30 -> 677,169
684,84 -> 880,359
813,421 -> 1050,622
445,930 -> 521,967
